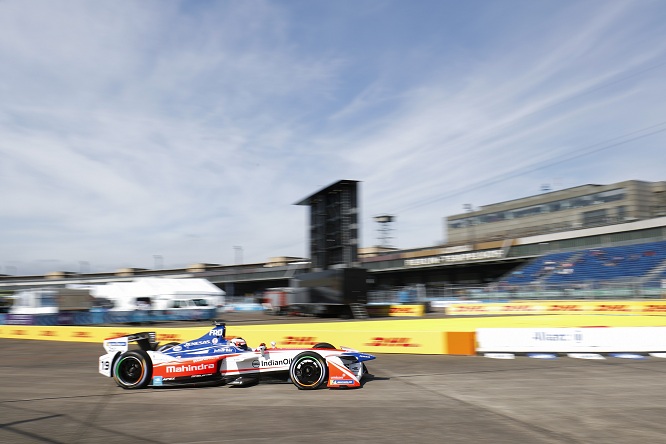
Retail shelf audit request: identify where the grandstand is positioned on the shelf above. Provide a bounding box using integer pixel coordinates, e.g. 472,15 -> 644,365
501,241 -> 666,286
1,179 -> 666,303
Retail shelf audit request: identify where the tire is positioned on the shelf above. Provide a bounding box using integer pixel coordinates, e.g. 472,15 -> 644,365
113,350 -> 152,389
156,342 -> 179,352
289,351 -> 327,390
312,342 -> 336,349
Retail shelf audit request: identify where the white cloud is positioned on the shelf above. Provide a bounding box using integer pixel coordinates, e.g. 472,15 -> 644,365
1,0 -> 665,275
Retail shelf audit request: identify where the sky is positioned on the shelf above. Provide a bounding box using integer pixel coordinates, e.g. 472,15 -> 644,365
1,0 -> 666,276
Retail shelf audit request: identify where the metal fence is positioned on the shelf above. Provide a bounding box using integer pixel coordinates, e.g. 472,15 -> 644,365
368,279 -> 666,304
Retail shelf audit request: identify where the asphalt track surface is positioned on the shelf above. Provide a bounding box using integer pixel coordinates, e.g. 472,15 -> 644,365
3,337 -> 666,444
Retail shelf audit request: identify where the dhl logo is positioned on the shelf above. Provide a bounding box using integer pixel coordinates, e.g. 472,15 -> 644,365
365,337 -> 419,347
111,332 -> 131,338
72,331 -> 92,338
157,333 -> 183,342
453,305 -> 486,312
595,304 -> 630,312
502,305 -> 532,311
282,336 -> 318,346
548,305 -> 582,311
11,329 -> 27,336
39,330 -> 57,337
389,307 -> 416,314
643,305 -> 666,313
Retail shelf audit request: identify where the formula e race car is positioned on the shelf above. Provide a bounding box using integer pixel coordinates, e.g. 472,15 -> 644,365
98,322 -> 375,390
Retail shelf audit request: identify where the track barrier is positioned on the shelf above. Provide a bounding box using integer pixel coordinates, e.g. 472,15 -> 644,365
4,300 -> 666,355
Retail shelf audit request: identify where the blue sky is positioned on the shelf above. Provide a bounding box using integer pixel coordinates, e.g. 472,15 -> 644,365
1,0 -> 666,275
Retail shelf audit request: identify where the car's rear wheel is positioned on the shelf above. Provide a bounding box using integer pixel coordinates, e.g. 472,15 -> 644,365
113,350 -> 152,389
289,351 -> 327,390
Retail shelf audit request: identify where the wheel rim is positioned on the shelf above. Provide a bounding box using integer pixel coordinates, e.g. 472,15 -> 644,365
293,356 -> 323,387
116,356 -> 144,386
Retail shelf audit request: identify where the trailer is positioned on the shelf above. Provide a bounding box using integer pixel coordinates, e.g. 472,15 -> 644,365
9,288 -> 96,315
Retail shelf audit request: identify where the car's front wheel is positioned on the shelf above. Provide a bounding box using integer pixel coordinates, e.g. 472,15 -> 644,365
113,350 -> 152,389
289,351 -> 327,390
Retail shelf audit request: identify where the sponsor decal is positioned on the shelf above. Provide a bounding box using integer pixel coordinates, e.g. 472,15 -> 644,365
643,305 -> 666,313
548,304 -> 582,312
209,329 -> 226,337
72,331 -> 92,338
502,305 -> 534,312
166,363 -> 216,373
12,329 -> 27,336
157,333 -> 182,342
106,341 -> 127,347
39,330 -> 56,337
183,340 -> 211,348
389,307 -> 417,314
256,358 -> 293,367
595,304 -> 630,312
282,336 -> 318,346
405,249 -> 504,266
329,379 -> 354,385
364,337 -> 419,347
212,338 -> 218,344
153,376 -> 163,386
112,331 -> 131,338
252,360 -> 260,368
452,305 -> 487,313
532,331 -> 583,342
173,346 -> 182,352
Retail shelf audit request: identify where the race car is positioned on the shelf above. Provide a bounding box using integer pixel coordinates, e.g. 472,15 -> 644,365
98,322 -> 376,390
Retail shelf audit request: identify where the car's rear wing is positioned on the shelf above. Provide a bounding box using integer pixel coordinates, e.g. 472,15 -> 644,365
103,332 -> 157,354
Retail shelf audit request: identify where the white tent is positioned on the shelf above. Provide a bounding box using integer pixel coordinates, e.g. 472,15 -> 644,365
91,277 -> 225,311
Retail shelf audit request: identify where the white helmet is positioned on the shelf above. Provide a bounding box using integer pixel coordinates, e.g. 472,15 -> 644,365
231,337 -> 248,351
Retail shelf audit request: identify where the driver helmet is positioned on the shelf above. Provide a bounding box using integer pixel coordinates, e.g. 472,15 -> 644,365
231,337 -> 248,351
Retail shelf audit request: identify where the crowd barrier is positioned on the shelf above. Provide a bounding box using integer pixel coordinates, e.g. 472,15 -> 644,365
4,301 -> 666,356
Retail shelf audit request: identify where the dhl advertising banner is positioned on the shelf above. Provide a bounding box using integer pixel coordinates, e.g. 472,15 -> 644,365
7,314 -> 666,355
0,322 -> 452,355
446,300 -> 666,316
0,325 -> 208,345
388,304 -> 426,317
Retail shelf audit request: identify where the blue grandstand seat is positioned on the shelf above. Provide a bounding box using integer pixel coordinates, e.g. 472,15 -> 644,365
500,240 -> 666,287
